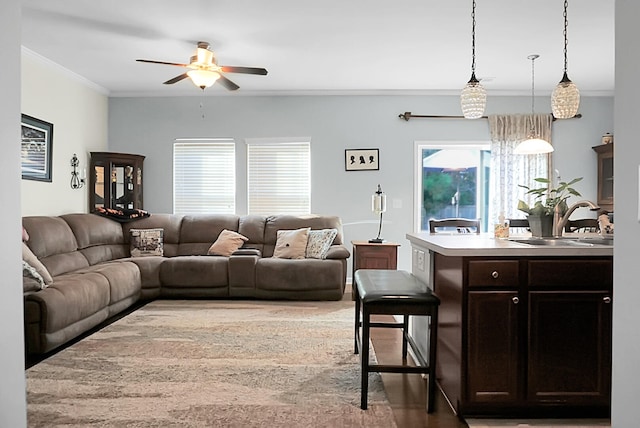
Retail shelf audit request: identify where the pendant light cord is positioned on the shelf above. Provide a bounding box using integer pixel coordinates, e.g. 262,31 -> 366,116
470,0 -> 477,75
562,0 -> 569,74
528,54 -> 538,115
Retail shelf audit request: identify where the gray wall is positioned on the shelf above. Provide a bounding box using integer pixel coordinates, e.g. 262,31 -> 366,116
109,94 -> 613,274
612,1 -> 640,425
1,0 -> 28,426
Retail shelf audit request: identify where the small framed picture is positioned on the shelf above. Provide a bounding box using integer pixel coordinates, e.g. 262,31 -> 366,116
345,149 -> 379,171
21,114 -> 53,182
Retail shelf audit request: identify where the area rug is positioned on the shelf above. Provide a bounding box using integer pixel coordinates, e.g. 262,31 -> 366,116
26,299 -> 396,427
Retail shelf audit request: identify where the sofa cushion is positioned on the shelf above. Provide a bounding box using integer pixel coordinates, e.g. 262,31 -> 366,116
61,213 -> 129,265
208,229 -> 248,256
22,242 -> 53,285
177,215 -> 241,255
130,228 -> 164,257
305,228 -> 338,259
160,256 -> 229,288
273,228 -> 310,259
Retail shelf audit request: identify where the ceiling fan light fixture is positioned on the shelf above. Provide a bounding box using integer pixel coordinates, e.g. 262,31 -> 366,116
187,69 -> 220,89
460,0 -> 487,119
551,0 -> 580,119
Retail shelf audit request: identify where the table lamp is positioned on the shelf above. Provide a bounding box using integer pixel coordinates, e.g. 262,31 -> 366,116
369,184 -> 387,243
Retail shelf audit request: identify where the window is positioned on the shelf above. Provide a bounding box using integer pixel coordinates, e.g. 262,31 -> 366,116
415,142 -> 491,232
246,139 -> 310,215
173,139 -> 235,214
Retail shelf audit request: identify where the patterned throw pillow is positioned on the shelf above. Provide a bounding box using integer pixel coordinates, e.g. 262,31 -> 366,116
22,260 -> 46,290
208,229 -> 249,256
22,243 -> 53,285
130,228 -> 164,257
305,228 -> 338,259
273,228 -> 310,259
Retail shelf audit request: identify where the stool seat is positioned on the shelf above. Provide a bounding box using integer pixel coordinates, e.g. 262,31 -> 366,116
354,269 -> 440,413
356,270 -> 440,305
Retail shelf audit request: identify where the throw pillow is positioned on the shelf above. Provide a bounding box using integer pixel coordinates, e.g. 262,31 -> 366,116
22,243 -> 54,285
130,228 -> 164,257
305,228 -> 338,259
273,227 -> 310,259
22,260 -> 46,290
208,229 -> 249,256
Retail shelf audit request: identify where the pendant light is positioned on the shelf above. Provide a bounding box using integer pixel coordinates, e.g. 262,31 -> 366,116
514,54 -> 554,155
460,0 -> 486,119
551,0 -> 580,119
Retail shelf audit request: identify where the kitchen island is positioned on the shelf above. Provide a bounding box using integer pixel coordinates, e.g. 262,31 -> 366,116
406,232 -> 612,418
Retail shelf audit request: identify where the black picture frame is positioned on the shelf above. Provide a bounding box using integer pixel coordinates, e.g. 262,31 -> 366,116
21,114 -> 53,182
345,148 -> 379,171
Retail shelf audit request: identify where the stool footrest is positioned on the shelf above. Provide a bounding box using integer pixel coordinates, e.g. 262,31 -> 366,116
368,364 -> 430,374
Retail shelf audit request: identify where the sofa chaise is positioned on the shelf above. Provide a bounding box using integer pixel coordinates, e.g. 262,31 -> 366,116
22,213 -> 350,355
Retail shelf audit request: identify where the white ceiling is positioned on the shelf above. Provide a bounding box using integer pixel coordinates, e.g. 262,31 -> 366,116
21,0 -> 615,97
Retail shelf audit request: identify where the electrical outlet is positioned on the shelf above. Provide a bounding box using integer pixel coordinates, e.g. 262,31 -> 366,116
417,250 -> 425,271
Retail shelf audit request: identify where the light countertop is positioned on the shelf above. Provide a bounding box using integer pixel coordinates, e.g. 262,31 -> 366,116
406,232 -> 613,257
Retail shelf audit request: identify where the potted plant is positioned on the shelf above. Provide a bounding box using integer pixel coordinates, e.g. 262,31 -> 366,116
517,177 -> 583,237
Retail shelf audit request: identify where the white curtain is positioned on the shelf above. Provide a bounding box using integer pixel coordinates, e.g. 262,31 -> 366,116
488,114 -> 553,225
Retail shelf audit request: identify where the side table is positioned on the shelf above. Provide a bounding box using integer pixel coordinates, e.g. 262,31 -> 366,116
351,241 -> 400,282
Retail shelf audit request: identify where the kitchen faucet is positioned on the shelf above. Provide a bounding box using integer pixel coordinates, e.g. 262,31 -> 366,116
553,200 -> 600,238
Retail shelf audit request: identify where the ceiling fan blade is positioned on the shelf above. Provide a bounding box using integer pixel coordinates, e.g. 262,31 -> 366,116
136,59 -> 189,67
163,73 -> 189,85
217,75 -> 240,91
220,66 -> 268,75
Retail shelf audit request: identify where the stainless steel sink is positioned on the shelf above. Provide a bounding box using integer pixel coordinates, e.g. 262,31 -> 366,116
510,237 -> 613,247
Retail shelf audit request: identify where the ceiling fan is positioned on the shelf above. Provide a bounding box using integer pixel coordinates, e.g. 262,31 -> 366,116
136,41 -> 268,91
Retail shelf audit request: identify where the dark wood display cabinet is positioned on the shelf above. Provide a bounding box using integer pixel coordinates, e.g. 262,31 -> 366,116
435,254 -> 612,417
593,143 -> 613,212
89,152 -> 145,213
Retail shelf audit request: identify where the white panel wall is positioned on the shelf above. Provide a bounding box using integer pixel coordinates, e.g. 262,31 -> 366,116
1,1 -> 27,426
612,1 -> 640,426
109,94 -> 613,275
21,51 -> 109,216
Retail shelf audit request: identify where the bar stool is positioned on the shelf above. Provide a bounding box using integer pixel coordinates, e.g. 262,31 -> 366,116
354,269 -> 440,412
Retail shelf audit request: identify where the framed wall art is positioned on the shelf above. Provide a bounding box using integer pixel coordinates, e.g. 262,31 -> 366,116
21,114 -> 53,182
345,148 -> 379,171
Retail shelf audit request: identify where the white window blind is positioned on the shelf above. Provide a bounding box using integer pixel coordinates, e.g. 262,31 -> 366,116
247,140 -> 310,215
173,139 -> 235,214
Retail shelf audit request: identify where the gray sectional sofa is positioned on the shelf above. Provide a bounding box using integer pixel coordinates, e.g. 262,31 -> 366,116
22,213 -> 350,355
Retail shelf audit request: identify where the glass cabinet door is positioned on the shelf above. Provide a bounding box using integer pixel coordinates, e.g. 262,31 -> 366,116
89,152 -> 145,212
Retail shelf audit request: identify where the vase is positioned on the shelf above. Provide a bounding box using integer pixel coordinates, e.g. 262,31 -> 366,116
527,214 -> 554,237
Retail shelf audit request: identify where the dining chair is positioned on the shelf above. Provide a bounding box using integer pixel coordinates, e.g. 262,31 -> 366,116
429,218 -> 480,234
564,218 -> 599,233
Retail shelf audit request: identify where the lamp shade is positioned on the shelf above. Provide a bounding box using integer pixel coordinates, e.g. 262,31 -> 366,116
551,74 -> 580,119
372,189 -> 387,214
187,69 -> 220,89
461,74 -> 487,119
514,137 -> 554,155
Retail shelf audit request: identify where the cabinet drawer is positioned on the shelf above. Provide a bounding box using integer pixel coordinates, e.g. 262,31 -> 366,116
528,259 -> 613,288
468,260 -> 519,287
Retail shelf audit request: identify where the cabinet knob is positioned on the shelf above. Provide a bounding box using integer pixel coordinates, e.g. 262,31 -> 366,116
603,296 -> 612,304
491,271 -> 499,279
512,297 -> 519,304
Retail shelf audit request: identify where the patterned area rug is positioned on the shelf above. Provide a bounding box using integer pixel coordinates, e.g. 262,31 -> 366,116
27,299 -> 396,427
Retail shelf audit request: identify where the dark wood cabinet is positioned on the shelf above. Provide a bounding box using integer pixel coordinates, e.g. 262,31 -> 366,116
434,254 -> 612,417
351,241 -> 399,280
89,152 -> 145,212
593,143 -> 613,212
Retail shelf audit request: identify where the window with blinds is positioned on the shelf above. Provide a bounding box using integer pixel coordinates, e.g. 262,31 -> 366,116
173,139 -> 235,214
247,139 -> 310,215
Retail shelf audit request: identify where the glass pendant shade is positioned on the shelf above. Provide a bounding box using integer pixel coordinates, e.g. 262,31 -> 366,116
187,69 -> 220,89
514,136 -> 554,155
551,72 -> 580,119
461,73 -> 487,119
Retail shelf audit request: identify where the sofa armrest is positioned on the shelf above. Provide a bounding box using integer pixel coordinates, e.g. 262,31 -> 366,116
324,245 -> 350,260
232,248 -> 261,257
